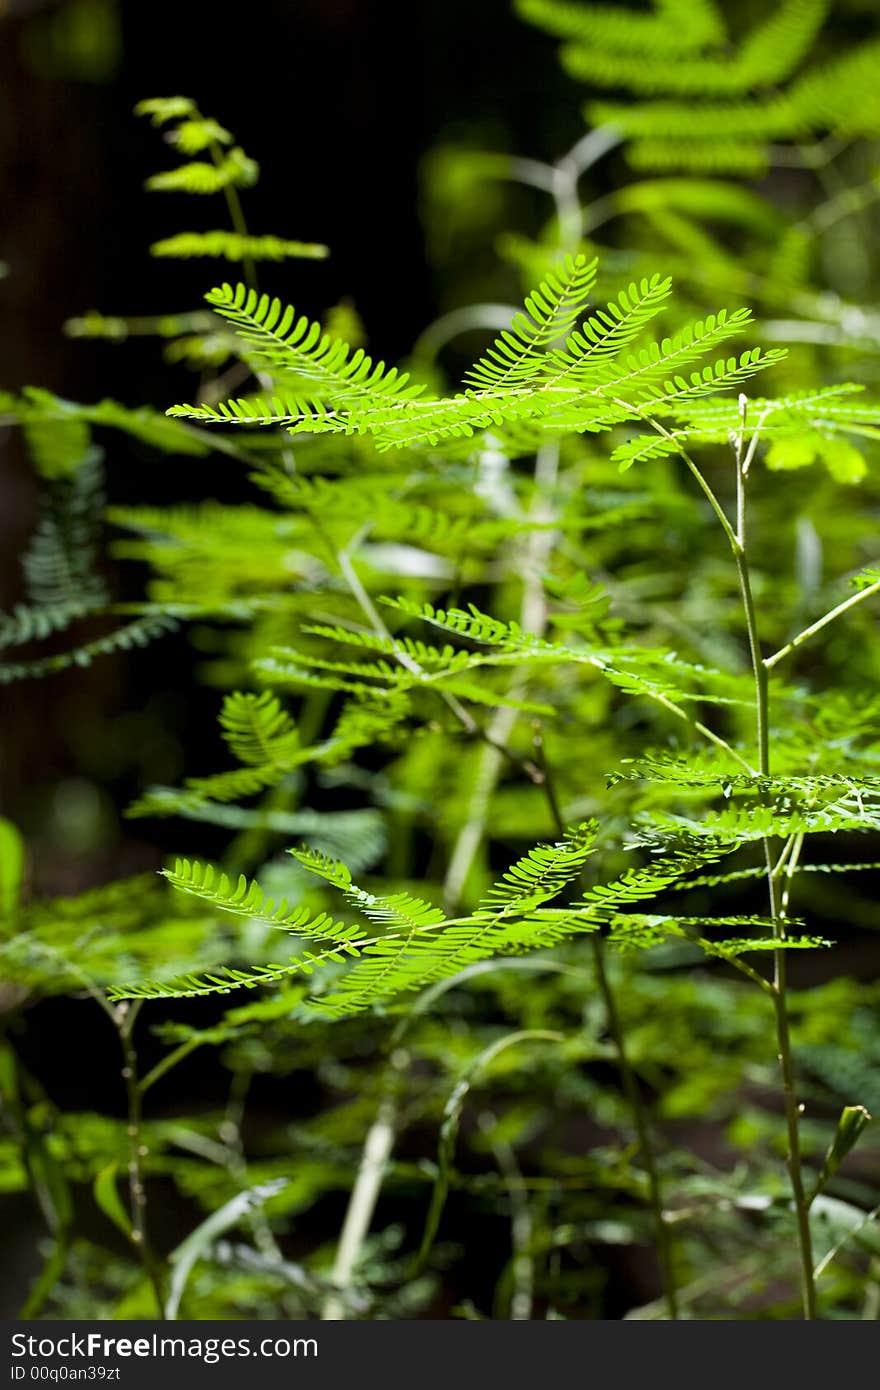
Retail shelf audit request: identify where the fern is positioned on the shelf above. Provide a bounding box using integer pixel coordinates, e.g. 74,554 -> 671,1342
474,821 -> 599,916
218,691 -> 300,767
146,148 -> 258,195
520,0 -> 880,181
150,232 -> 328,262
461,255 -> 599,390
168,257 -> 784,451
0,614 -> 178,684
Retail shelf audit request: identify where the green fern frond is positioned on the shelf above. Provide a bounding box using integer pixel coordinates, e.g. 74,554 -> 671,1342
379,597 -> 538,650
515,0 -> 725,53
791,37 -> 880,139
160,857 -> 359,941
150,231 -> 328,262
462,254 -> 597,391
542,274 -> 673,386
146,148 -> 258,195
21,415 -> 94,481
578,838 -> 737,918
642,795 -> 880,845
5,388 -> 210,457
167,117 -> 233,154
134,96 -> 198,125
607,756 -> 880,799
300,624 -> 465,669
475,822 -> 599,917
0,614 -> 178,685
218,691 -> 299,767
0,601 -> 99,652
321,690 -> 413,763
106,945 -> 363,1001
167,258 -> 779,452
562,1 -> 826,96
625,139 -> 771,177
199,282 -> 426,405
292,847 -> 446,930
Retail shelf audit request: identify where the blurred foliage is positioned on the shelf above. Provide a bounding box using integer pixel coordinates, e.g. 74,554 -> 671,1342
2,0 -> 880,1324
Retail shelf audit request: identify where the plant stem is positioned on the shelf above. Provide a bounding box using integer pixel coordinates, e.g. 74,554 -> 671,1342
765,576 -> 880,670
760,828 -> 817,1317
334,540 -> 542,784
117,1001 -> 165,1317
322,1095 -> 397,1320
210,138 -> 257,292
650,398 -> 818,1316
591,938 -> 679,1317
535,740 -> 679,1318
731,434 -> 818,1319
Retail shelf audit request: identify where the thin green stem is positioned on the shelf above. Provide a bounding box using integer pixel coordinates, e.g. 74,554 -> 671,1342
117,1001 -> 165,1316
762,837 -> 817,1317
210,139 -> 256,291
334,542 -> 543,783
139,1036 -> 205,1098
650,400 -> 817,1316
590,937 -> 679,1318
765,577 -> 880,670
535,740 -> 679,1319
733,546 -> 770,777
619,405 -> 740,552
731,438 -> 817,1319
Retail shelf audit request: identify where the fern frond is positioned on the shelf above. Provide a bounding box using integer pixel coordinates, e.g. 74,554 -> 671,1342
292,847 -> 446,930
167,258 -> 778,453
150,231 -> 328,262
625,139 -> 771,177
18,451 -> 107,610
462,254 -> 597,391
7,388 -> 210,457
563,1 -> 826,96
578,838 -> 737,918
642,795 -> 880,845
544,275 -> 673,387
146,148 -> 258,195
199,283 -> 426,406
0,614 -> 178,684
134,96 -> 198,125
515,0 -> 725,53
160,857 -> 359,941
106,944 -> 363,1001
167,117 -> 233,154
218,691 -> 299,766
0,600 -> 99,652
474,821 -> 599,917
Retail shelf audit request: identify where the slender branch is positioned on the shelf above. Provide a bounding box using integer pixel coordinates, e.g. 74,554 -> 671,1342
534,738 -> 679,1318
647,397 -> 817,1316
614,402 -> 741,553
117,1001 -> 165,1316
335,543 -> 543,783
210,138 -> 256,292
765,577 -> 880,670
322,1095 -> 397,1320
480,1115 -> 534,1320
731,431 -> 818,1319
762,836 -> 818,1318
735,394 -> 748,548
139,1036 -> 205,1098
591,936 -> 679,1317
733,540 -> 770,777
